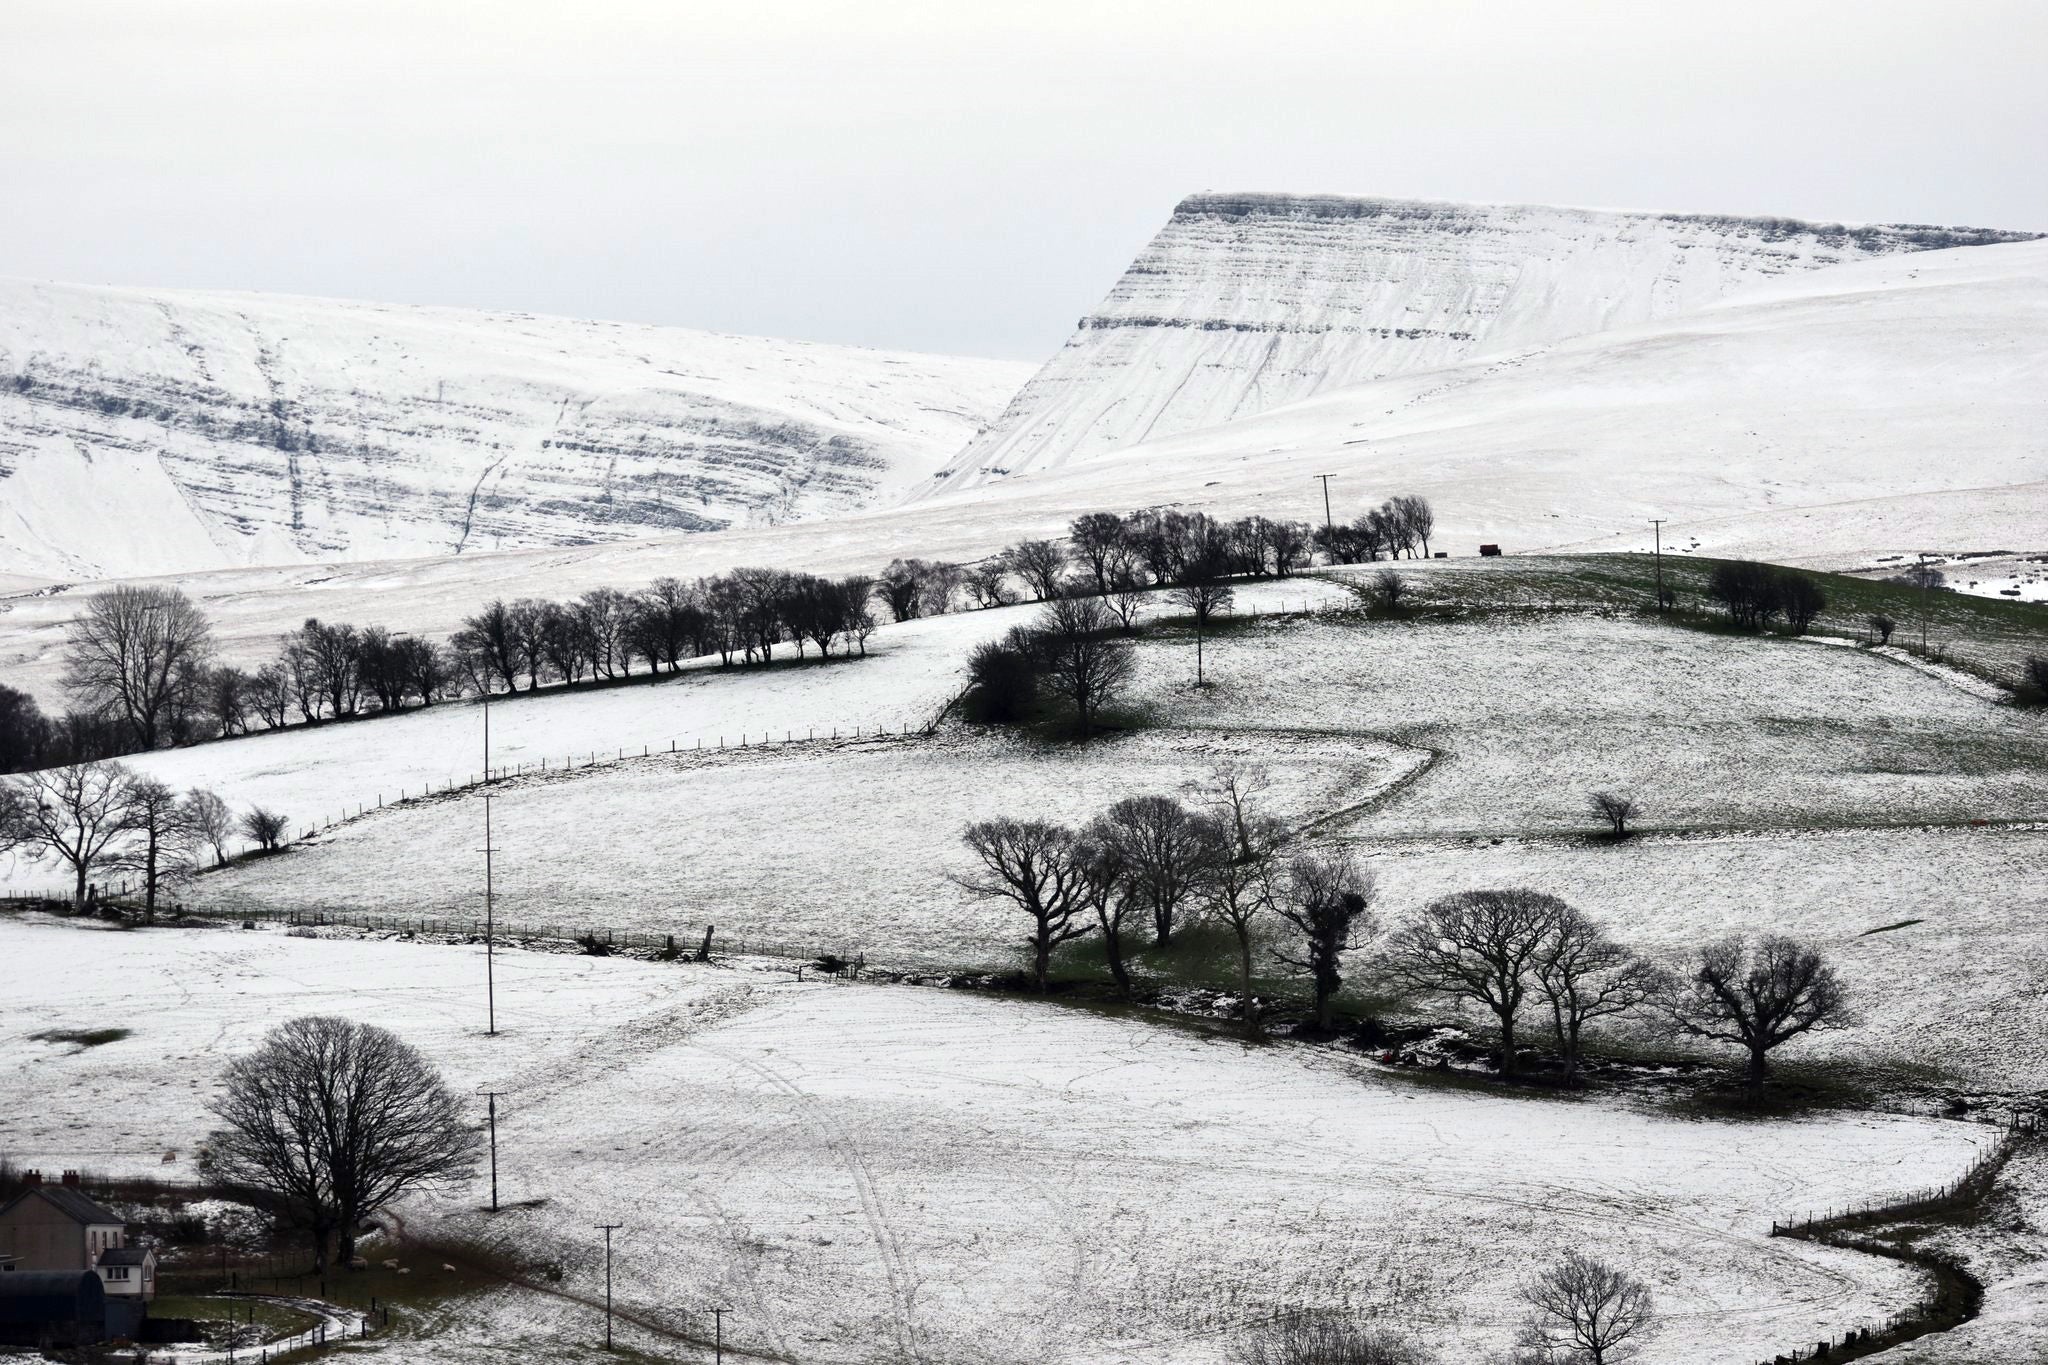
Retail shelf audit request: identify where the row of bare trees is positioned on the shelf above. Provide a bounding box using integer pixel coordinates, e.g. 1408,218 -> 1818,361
1311,494 -> 1436,565
956,768 -> 1852,1089
0,762 -> 284,909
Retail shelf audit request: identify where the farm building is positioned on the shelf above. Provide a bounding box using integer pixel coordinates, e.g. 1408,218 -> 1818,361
0,1271 -> 107,1348
0,1170 -> 154,1338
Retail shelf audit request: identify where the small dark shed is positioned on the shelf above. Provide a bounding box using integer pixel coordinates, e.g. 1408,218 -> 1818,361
0,1270 -> 106,1347
1478,544 -> 1502,557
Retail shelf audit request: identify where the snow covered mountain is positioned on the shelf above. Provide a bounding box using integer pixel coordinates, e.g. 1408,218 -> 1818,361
0,279 -> 1030,580
6,237 -> 2042,706
926,193 -> 2039,495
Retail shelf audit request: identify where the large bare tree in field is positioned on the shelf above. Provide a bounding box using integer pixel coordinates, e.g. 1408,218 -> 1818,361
1034,595 -> 1134,739
115,776 -> 196,919
1272,849 -> 1377,1032
201,1016 -> 480,1271
954,818 -> 1093,991
1074,827 -> 1142,998
1195,765 -> 1285,1038
1097,794 -> 1212,947
182,788 -> 236,868
1665,935 -> 1853,1091
14,762 -> 135,904
1516,1251 -> 1655,1365
1386,888 -> 1561,1076
62,585 -> 214,750
1532,903 -> 1657,1084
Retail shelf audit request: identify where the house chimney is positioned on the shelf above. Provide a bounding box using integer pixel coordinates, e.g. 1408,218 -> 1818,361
21,1170 -> 41,1186
61,1170 -> 79,1188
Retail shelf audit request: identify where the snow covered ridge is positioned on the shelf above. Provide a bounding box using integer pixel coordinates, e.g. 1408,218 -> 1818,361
0,279 -> 1032,581
925,191 -> 2040,493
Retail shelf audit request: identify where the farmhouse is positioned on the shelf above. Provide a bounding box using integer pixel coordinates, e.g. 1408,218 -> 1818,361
0,1171 -> 155,1339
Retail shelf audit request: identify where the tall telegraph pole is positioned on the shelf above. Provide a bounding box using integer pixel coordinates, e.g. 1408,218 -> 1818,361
480,796 -> 498,1035
1314,474 -> 1336,541
480,691 -> 499,1035
1649,519 -> 1667,613
480,1090 -> 505,1212
595,1223 -> 623,1349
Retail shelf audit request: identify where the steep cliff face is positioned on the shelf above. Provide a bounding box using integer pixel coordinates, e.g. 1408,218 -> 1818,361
0,280 -> 1030,580
926,193 -> 2039,495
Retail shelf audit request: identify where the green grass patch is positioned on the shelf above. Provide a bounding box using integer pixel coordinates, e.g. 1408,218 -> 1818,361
29,1026 -> 131,1047
151,1294 -> 322,1343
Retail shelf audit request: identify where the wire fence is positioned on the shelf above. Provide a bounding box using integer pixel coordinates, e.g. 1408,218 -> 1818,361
1752,1126 -> 2029,1364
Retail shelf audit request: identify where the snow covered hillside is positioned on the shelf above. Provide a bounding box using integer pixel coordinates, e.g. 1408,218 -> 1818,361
926,192 -> 2039,493
6,238 -> 2042,705
0,278 -> 1030,580
0,917 -> 1994,1364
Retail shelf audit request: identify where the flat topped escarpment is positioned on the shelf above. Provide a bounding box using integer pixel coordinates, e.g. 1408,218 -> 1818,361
0,280 -> 1030,581
924,192 -> 2040,495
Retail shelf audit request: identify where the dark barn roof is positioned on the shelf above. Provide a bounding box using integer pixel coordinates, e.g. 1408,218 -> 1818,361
0,1187 -> 122,1226
96,1247 -> 149,1267
0,1271 -> 105,1324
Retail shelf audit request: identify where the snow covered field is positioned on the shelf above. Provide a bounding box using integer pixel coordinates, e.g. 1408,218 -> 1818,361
1136,610 -> 2048,837
1363,826 -> 2048,1092
188,727 -> 1414,961
0,916 -> 1998,1365
0,578 -> 1357,894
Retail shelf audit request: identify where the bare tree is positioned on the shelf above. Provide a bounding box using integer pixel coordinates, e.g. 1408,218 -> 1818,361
1516,1252 -> 1655,1365
1106,557 -> 1148,632
0,782 -> 28,859
1587,791 -> 1637,839
115,777 -> 195,918
182,788 -> 236,868
200,1016 -> 480,1270
14,762 -> 136,904
61,585 -> 215,750
1393,494 -> 1435,559
1192,771 -> 1286,1038
1368,568 -> 1408,615
1068,512 -> 1129,594
1005,539 -> 1069,601
1075,827 -> 1143,998
1272,849 -> 1377,1031
964,560 -> 1014,609
1097,794 -> 1212,947
1664,935 -> 1853,1091
241,806 -> 289,853
1170,577 -> 1235,686
1532,904 -> 1657,1084
1238,1314 -> 1434,1365
1867,612 -> 1897,646
954,818 -> 1093,991
1034,595 -> 1135,739
1386,888 -> 1560,1076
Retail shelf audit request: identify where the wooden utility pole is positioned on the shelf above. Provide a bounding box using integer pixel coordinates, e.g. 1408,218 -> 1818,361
1315,474 -> 1336,541
1918,552 -> 1934,654
595,1224 -> 623,1349
710,1306 -> 730,1363
480,1090 -> 505,1212
480,795 -> 498,1035
1650,519 -> 1667,612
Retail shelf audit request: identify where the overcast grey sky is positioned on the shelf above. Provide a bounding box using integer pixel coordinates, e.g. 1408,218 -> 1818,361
5,0 -> 2043,361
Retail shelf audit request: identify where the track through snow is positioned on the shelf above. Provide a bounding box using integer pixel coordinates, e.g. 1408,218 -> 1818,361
0,919 -> 1999,1365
